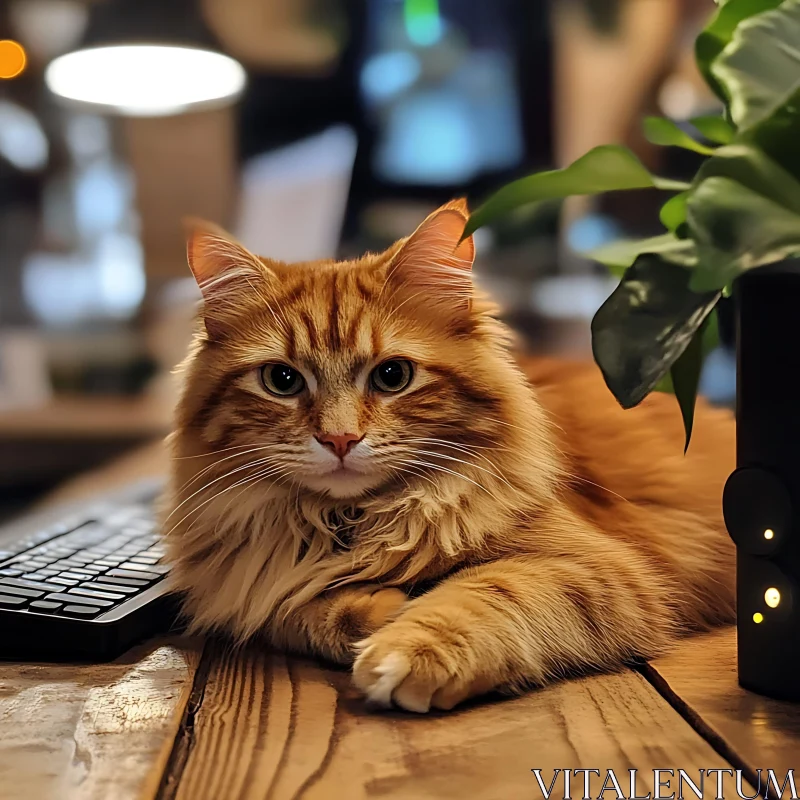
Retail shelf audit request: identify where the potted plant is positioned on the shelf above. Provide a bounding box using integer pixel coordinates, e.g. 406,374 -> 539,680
464,0 -> 800,702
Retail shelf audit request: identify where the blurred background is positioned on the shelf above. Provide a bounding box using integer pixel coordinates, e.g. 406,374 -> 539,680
0,0 -> 735,515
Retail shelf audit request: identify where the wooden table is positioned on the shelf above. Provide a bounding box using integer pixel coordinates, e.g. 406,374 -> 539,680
1,444 -> 797,800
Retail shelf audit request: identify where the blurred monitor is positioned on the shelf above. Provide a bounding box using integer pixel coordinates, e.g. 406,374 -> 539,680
350,0 -> 549,212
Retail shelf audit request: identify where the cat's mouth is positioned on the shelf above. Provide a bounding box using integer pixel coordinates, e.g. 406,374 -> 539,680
300,460 -> 384,498
330,463 -> 364,475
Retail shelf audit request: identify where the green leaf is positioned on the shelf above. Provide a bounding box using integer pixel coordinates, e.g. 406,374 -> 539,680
670,324 -> 704,452
591,254 -> 720,409
688,176 -> 800,291
695,0 -> 783,102
690,115 -> 735,144
643,117 -> 715,155
711,0 -> 800,132
463,145 -> 689,237
588,233 -> 696,278
654,307 -> 720,397
660,192 -> 689,233
671,312 -> 719,452
747,100 -> 800,184
695,144 -> 800,215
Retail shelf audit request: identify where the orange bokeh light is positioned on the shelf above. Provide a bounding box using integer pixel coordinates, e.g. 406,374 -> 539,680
0,40 -> 27,79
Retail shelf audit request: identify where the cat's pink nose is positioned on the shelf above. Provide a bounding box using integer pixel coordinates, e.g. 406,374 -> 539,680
316,432 -> 363,459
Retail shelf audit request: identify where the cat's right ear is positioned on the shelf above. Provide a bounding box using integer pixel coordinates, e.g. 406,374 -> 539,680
185,219 -> 273,338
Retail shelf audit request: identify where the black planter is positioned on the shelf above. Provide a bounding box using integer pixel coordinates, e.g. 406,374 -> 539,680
723,262 -> 800,702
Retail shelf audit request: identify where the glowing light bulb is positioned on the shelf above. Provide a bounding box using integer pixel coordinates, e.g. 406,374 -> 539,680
45,45 -> 246,116
753,612 -> 764,624
765,588 -> 781,608
764,529 -> 775,540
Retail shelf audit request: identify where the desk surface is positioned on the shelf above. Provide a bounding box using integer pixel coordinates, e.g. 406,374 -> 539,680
1,444 -> 797,800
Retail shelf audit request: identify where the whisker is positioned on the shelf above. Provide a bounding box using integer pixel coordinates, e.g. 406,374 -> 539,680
403,458 -> 501,501
166,455 -> 283,524
176,445 -> 278,492
173,443 -> 270,460
571,475 -> 630,504
403,437 -> 515,470
409,448 -> 516,491
166,463 -> 288,538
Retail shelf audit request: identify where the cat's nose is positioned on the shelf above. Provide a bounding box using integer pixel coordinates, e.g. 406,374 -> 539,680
316,432 -> 363,459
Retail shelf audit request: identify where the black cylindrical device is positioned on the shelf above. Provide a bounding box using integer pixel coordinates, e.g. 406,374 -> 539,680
724,263 -> 800,701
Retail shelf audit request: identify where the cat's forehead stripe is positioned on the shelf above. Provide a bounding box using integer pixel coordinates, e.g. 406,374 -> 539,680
273,269 -> 383,365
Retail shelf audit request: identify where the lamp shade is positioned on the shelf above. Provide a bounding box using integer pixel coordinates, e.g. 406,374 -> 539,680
44,0 -> 246,117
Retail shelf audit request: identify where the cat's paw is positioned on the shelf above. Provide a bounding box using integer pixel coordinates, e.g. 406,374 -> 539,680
357,587 -> 408,630
352,621 -> 492,713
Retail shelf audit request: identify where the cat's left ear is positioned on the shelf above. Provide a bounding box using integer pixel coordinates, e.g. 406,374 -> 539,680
386,199 -> 475,312
185,219 -> 274,338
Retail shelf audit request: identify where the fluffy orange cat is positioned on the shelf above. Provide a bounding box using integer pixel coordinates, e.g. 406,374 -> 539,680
164,200 -> 736,713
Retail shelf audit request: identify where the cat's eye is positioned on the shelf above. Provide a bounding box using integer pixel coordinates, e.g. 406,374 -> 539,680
260,363 -> 305,397
370,359 -> 413,393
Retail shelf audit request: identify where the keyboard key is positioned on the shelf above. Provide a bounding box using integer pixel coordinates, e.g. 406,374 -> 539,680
0,569 -> 23,577
107,569 -> 160,582
67,524 -> 110,546
93,575 -> 148,587
44,592 -> 113,607
49,545 -> 77,556
78,550 -> 110,560
0,584 -> 44,598
54,559 -> 87,570
129,556 -> 160,565
50,577 -> 80,587
58,571 -> 94,581
31,569 -> 59,578
118,563 -> 169,576
78,566 -> 106,575
0,577 -> 60,592
66,555 -> 93,565
29,600 -> 63,613
0,594 -> 27,607
24,559 -> 53,570
60,604 -> 102,618
87,582 -> 140,595
93,559 -> 123,568
68,587 -> 125,601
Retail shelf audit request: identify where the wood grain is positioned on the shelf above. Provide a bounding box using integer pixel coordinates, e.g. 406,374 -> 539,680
0,441 -> 201,800
0,638 -> 201,800
172,643 -> 746,800
650,627 -> 800,776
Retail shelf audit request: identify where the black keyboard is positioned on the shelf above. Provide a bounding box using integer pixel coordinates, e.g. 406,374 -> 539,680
0,480 -> 179,662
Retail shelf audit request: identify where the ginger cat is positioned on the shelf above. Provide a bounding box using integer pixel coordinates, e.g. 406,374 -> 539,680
164,200 -> 736,713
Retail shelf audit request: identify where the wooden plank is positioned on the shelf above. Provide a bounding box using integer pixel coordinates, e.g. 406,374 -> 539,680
0,442 -> 201,800
649,627 -> 800,776
0,638 -> 201,800
0,397 -> 171,439
172,643 -> 747,800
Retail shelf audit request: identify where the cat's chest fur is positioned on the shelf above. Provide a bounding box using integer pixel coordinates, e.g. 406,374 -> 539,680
171,480 -> 499,640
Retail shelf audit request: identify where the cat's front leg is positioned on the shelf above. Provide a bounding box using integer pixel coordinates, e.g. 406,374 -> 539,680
271,584 -> 408,665
352,548 -> 675,712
